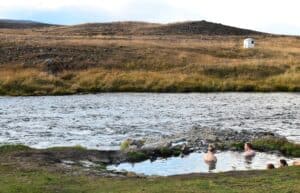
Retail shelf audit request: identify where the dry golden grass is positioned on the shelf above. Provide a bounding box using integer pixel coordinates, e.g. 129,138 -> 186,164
0,28 -> 299,95
0,66 -> 299,95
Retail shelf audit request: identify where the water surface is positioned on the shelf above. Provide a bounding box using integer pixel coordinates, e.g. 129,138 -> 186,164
0,93 -> 299,149
108,151 -> 293,176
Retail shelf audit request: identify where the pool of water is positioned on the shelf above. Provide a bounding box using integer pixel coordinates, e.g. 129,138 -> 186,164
0,93 -> 299,149
107,151 -> 294,176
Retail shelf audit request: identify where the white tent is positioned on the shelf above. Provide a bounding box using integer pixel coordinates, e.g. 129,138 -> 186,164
244,38 -> 255,48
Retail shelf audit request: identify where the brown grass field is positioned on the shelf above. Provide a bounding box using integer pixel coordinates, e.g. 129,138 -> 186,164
0,21 -> 299,95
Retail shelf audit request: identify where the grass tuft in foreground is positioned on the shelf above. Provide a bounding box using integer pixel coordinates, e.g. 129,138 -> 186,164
0,164 -> 300,193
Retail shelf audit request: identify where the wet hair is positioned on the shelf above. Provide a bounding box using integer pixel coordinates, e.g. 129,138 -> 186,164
267,163 -> 275,169
207,144 -> 216,153
245,142 -> 253,149
280,159 -> 288,167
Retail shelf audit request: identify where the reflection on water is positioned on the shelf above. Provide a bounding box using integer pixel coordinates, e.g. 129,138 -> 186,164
108,151 -> 294,176
0,93 -> 299,149
205,160 -> 217,172
245,155 -> 255,169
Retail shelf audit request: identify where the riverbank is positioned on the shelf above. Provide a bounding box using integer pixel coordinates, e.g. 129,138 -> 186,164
0,65 -> 299,96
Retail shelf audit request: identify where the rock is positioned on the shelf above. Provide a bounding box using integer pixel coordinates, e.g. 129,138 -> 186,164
126,172 -> 138,177
44,58 -> 54,65
181,144 -> 190,155
131,139 -> 145,149
42,58 -> 68,74
143,126 -> 284,155
121,139 -> 145,151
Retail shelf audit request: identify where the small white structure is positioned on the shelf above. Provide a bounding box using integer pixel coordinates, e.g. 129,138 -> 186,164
243,38 -> 255,48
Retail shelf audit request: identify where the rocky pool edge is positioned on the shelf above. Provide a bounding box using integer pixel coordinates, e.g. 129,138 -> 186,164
1,127 -> 299,178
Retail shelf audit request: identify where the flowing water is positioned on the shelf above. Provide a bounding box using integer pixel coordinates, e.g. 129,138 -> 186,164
0,93 -> 299,149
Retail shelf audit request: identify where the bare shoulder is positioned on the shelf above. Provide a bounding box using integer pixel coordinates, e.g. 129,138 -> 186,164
293,161 -> 300,166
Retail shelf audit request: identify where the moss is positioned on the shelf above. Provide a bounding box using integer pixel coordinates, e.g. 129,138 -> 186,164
158,147 -> 174,157
0,144 -> 31,154
229,142 -> 244,151
127,151 -> 148,162
172,148 -> 182,157
46,145 -> 87,151
154,147 -> 182,158
252,137 -> 300,157
94,163 -> 107,171
228,138 -> 300,157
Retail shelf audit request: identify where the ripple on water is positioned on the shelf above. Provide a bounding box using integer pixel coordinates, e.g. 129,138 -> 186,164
0,93 -> 299,149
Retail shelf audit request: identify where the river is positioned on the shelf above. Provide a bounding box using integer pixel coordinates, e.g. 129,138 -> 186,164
0,93 -> 299,149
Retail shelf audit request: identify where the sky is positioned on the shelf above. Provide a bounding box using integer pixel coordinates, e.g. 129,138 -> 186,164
0,0 -> 300,35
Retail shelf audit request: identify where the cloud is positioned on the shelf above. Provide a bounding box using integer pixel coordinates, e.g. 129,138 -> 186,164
0,0 -> 300,34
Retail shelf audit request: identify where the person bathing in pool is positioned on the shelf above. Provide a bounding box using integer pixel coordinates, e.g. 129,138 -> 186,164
279,159 -> 288,168
293,160 -> 300,166
204,144 -> 217,171
244,142 -> 256,158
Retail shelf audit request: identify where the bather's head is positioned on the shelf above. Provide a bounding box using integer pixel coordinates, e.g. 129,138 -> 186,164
207,144 -> 216,153
267,163 -> 275,170
280,159 -> 288,167
244,142 -> 253,151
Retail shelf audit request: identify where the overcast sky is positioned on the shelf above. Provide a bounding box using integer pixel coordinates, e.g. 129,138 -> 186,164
1,0 -> 300,35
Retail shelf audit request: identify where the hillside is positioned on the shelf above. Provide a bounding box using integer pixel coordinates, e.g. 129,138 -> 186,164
0,19 -> 299,95
45,20 -> 264,36
142,20 -> 265,36
0,19 -> 53,29
0,19 -> 265,35
57,21 -> 161,36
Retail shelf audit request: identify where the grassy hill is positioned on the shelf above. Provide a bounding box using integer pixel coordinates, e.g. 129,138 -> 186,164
44,20 -> 264,36
0,20 -> 299,95
142,20 -> 264,36
0,19 -> 53,29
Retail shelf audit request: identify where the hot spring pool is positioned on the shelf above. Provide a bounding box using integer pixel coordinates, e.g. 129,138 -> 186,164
107,151 -> 295,176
